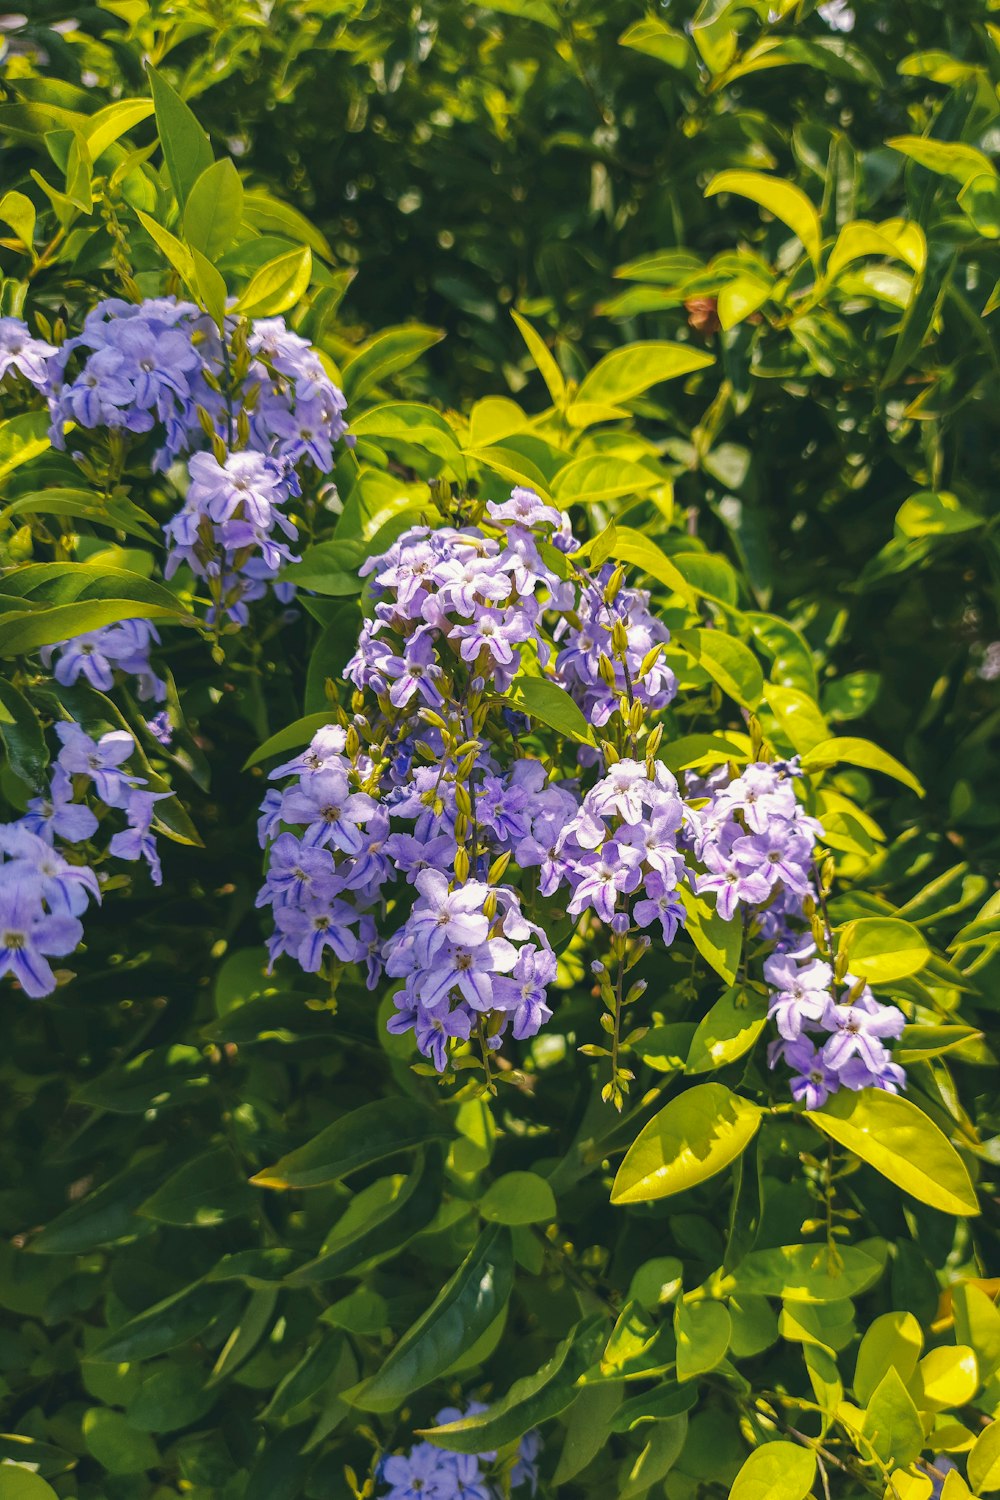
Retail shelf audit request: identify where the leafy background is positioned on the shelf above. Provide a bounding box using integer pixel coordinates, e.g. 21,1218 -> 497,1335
1,2 -> 999,1498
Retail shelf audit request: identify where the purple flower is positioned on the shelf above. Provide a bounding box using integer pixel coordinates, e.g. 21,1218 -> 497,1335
23,768 -> 99,844
486,486 -> 563,530
406,871 -> 491,963
492,943 -> 556,1040
781,1038 -> 841,1110
821,994 -> 905,1074
566,842 -> 643,924
633,872 -> 685,944
55,723 -> 142,808
0,317 -> 55,388
280,769 -> 377,853
0,885 -> 82,998
270,897 -> 361,971
108,790 -> 172,884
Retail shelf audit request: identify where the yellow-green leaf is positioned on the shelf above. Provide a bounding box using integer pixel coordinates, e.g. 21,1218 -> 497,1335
968,1417 -> 1000,1493
801,736 -> 924,797
706,170 -> 822,270
728,1441 -> 816,1500
573,341 -> 713,411
839,916 -> 929,984
676,629 -> 764,710
806,1090 -> 979,1217
235,246 -> 312,317
611,1083 -> 762,1205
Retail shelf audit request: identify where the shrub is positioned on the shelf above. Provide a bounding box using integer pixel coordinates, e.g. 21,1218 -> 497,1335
0,6 -> 997,1500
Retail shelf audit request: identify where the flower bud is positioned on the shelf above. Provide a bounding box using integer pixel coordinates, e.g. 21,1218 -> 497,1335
639,643 -> 663,678
454,784 -> 473,817
611,619 -> 630,657
453,847 -> 471,883
488,851 -> 511,885
598,653 -> 617,689
603,564 -> 626,604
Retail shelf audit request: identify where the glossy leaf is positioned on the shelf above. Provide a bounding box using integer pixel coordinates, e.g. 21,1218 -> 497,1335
348,1225 -> 514,1411
806,1090 -> 978,1216
252,1098 -> 452,1189
728,1441 -> 816,1500
611,1083 -> 762,1204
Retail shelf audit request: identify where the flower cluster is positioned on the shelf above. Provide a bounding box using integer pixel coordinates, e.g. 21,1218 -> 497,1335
384,873 -> 557,1069
1,722 -> 173,998
548,757 -> 688,940
766,947 -> 906,1107
163,447 -> 300,625
5,298 -> 349,624
348,491 -> 575,702
256,724 -> 382,979
688,761 -> 821,930
378,1409 -> 540,1500
554,563 -> 676,730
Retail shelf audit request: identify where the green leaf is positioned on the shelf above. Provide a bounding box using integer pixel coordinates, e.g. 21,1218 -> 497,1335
0,1472 -> 59,1499
29,1152 -> 169,1254
766,684 -> 830,754
510,309 -> 566,404
729,1441 -> 816,1500
593,526 -> 697,605
732,1241 -> 887,1302
686,988 -> 768,1074
839,916 -> 929,983
801,736 -> 924,797
551,455 -> 664,505
706,171 -> 822,270
351,401 -> 467,481
235,246 -> 312,317
0,597 -> 183,657
138,1147 -> 255,1227
0,189 -> 36,249
862,1367 -> 924,1468
72,1044 -> 210,1113
2,487 -> 158,542
183,158 -> 244,259
806,1090 -> 979,1216
251,1097 -> 451,1189
421,1318 -> 602,1452
959,173 -> 1000,237
82,98 -> 155,161
968,1418 -> 1000,1494
82,1409 -> 158,1475
241,188 -> 333,258
895,490 -> 983,537
676,629 -> 764,710
342,324 -> 445,403
674,1300 -> 731,1381
89,1281 -> 240,1362
260,1332 -> 348,1423
552,1381 -> 625,1484
619,1414 -> 688,1498
853,1311 -> 923,1405
347,1225 -> 514,1411
0,677 -> 47,790
288,1148 -> 443,1284
572,341 -> 713,411
480,1171 -> 557,1226
126,1364 -> 216,1435
243,711 -> 337,770
678,886 -> 742,985
135,207 -> 195,286
508,675 -> 593,743
147,63 -> 213,207
611,1083 -> 762,1204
